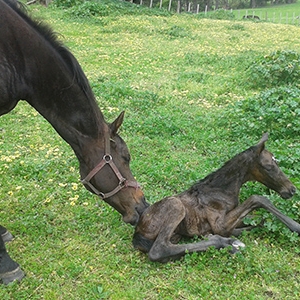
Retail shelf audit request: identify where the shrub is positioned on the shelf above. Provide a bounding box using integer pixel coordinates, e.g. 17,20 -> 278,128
160,25 -> 189,39
207,9 -> 235,20
68,1 -> 111,17
56,0 -> 172,17
217,85 -> 300,140
54,0 -> 83,8
246,50 -> 300,89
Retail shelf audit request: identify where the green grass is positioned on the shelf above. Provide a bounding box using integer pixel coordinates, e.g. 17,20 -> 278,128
233,2 -> 300,23
1,1 -> 300,299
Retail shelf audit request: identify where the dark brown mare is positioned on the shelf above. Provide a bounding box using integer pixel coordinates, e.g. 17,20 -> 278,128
0,0 -> 148,284
133,133 -> 300,262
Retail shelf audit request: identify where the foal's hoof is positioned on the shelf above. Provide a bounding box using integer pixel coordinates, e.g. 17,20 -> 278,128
0,267 -> 25,285
231,240 -> 246,253
1,230 -> 14,243
232,240 -> 245,249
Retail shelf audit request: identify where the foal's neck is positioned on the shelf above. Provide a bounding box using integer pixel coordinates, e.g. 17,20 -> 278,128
190,149 -> 254,197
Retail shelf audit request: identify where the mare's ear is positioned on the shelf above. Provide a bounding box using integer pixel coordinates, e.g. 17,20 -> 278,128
110,111 -> 125,136
255,132 -> 268,153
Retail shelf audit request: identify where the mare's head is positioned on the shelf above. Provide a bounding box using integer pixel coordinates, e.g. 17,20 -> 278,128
249,133 -> 296,199
81,112 -> 149,225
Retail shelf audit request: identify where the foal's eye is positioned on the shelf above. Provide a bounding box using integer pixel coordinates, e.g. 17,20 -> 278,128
265,165 -> 273,171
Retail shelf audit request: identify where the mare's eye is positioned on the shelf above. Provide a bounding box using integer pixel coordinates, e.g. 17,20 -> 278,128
123,153 -> 131,163
123,156 -> 130,163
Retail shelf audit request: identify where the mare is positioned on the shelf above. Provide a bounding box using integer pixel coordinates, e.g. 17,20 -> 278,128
133,133 -> 300,262
0,0 -> 148,284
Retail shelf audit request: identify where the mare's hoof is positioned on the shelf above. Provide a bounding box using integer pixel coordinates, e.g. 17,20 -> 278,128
0,267 -> 25,285
1,230 -> 14,243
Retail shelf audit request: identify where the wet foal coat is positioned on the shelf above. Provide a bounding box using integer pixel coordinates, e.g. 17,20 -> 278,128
133,134 -> 299,262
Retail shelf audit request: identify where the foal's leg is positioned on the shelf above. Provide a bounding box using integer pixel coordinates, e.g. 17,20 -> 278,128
148,199 -> 242,262
0,236 -> 25,284
0,225 -> 14,243
149,230 -> 241,262
224,195 -> 300,235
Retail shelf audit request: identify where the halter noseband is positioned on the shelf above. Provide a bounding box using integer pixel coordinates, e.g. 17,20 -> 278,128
81,135 -> 140,199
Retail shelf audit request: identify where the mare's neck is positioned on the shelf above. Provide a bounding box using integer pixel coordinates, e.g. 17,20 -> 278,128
22,36 -> 105,160
23,50 -> 106,168
27,84 -> 106,177
27,84 -> 105,165
3,1 -> 106,175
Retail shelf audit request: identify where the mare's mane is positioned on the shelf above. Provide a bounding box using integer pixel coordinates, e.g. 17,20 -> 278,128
5,0 -> 95,102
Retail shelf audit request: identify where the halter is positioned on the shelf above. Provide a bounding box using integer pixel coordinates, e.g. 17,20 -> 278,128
81,134 -> 140,199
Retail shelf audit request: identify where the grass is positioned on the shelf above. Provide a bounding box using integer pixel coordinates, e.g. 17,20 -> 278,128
233,2 -> 300,23
1,1 -> 300,299
121,0 -> 300,24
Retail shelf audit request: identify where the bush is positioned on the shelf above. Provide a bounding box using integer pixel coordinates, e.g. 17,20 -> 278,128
246,50 -> 300,89
55,0 -> 172,17
207,9 -> 235,20
68,1 -> 111,17
54,0 -> 83,8
217,85 -> 300,140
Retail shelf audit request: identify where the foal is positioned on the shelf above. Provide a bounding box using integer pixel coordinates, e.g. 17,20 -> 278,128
133,133 -> 299,262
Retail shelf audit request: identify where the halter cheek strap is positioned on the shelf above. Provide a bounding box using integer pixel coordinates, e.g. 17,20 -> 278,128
81,136 -> 140,199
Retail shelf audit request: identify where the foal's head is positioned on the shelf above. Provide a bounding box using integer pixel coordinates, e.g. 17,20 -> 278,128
249,133 -> 296,199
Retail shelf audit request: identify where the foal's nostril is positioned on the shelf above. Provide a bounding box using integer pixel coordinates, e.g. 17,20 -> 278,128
291,186 -> 297,195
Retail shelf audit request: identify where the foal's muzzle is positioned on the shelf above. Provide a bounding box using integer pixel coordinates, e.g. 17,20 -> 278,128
280,185 -> 296,199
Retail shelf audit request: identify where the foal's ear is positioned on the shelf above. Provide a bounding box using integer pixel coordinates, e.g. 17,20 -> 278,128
110,111 -> 125,136
255,132 -> 268,153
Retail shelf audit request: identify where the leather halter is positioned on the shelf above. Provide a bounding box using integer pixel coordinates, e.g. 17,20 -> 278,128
81,134 -> 140,199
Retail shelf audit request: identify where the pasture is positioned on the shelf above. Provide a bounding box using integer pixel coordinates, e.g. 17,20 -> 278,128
1,1 -> 300,298
234,2 -> 300,24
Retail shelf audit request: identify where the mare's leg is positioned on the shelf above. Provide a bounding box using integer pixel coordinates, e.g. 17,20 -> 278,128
0,235 -> 25,284
0,225 -> 14,243
223,195 -> 300,236
147,199 -> 242,262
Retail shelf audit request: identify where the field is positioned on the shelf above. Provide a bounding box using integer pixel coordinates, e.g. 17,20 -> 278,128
233,2 -> 300,24
1,1 -> 300,299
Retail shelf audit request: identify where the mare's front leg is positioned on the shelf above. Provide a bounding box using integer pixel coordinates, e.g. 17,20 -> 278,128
0,234 -> 25,284
0,225 -> 14,243
148,198 -> 242,262
223,195 -> 300,236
